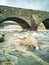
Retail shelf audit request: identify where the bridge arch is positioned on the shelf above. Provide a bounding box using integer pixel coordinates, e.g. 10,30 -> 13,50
42,18 -> 49,29
0,17 -> 32,30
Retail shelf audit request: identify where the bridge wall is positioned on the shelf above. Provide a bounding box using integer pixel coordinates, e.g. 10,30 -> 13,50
0,5 -> 49,30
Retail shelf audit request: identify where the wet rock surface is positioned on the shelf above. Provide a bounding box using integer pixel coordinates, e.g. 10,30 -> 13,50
0,34 -> 4,42
0,30 -> 49,65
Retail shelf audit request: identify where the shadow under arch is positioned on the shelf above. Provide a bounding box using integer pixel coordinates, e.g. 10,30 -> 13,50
0,17 -> 32,30
42,18 -> 49,29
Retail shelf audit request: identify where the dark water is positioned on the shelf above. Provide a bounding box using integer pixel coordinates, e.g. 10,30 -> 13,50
0,30 -> 49,65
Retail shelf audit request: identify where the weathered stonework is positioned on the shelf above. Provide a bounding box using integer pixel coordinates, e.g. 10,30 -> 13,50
0,5 -> 49,30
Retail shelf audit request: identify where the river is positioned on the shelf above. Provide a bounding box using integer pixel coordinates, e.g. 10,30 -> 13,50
0,29 -> 49,65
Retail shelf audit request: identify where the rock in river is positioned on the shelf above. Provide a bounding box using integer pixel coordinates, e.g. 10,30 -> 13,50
0,34 -> 4,42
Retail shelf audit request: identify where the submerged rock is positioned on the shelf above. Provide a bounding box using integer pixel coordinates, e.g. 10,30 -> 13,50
19,36 -> 39,49
4,33 -> 39,50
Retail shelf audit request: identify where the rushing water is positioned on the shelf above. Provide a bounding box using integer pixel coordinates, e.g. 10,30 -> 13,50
0,29 -> 49,65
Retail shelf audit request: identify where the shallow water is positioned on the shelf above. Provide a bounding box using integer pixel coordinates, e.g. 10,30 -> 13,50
0,29 -> 49,65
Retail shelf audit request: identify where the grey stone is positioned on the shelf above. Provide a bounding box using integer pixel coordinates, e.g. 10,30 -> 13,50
0,34 -> 4,42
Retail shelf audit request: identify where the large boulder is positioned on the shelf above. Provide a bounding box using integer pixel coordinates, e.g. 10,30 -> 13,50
0,34 -> 4,42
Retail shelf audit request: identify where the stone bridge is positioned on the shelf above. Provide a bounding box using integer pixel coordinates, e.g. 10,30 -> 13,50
0,5 -> 49,30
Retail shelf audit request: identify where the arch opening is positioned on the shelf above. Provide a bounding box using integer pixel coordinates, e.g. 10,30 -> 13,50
2,21 -> 22,30
42,18 -> 49,29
